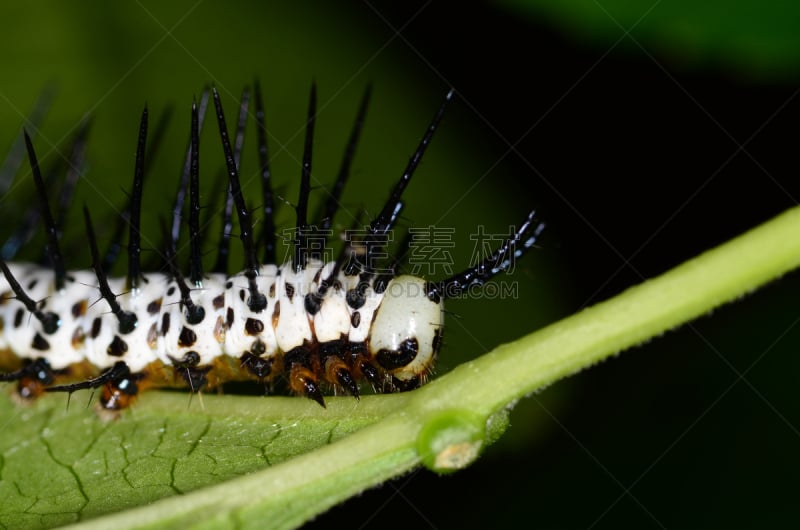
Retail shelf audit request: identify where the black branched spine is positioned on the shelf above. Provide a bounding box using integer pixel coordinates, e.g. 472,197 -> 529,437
426,209 -> 545,302
0,258 -> 60,334
83,206 -> 137,334
212,87 -> 266,312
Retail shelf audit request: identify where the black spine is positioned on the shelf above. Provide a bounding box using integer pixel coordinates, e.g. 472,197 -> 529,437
83,206 -> 137,334
293,82 -> 316,273
371,89 -> 453,236
188,99 -> 203,285
0,85 -> 54,195
212,87 -> 266,312
55,118 -> 91,229
213,181 -> 234,274
127,106 -> 148,291
24,131 -> 66,291
0,258 -> 60,334
254,79 -> 276,264
143,105 -> 172,176
46,361 -> 131,393
233,88 -> 250,170
425,210 -> 545,301
343,89 -> 453,275
101,210 -> 128,273
318,84 -> 371,231
304,244 -> 349,316
171,88 -> 209,250
212,89 -> 248,275
163,220 -> 205,325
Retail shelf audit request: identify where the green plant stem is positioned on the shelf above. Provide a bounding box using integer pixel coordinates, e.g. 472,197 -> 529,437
69,206 -> 800,529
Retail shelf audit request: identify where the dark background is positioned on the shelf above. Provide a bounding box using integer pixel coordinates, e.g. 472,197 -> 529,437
309,4 -> 800,529
2,1 -> 800,528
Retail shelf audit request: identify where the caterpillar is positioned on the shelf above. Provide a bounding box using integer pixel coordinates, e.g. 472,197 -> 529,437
0,84 -> 544,413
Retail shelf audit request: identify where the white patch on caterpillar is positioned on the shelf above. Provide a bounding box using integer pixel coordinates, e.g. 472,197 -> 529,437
224,265 -> 279,363
369,275 -> 444,381
273,263 -> 317,352
312,261 -> 351,343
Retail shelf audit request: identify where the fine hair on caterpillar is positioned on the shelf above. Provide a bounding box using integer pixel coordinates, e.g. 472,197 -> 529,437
0,82 -> 544,414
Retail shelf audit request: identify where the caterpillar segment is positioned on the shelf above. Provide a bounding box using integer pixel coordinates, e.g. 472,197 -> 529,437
0,85 -> 544,412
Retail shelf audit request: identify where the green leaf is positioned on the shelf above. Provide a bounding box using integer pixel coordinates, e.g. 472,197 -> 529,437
0,390 -> 410,529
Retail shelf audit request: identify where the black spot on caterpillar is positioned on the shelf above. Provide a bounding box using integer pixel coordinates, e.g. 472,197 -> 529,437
0,83 -> 544,412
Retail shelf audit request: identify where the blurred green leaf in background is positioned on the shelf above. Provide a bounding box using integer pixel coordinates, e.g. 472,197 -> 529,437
503,0 -> 800,77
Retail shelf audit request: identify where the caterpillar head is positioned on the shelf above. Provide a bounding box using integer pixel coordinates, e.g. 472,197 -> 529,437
369,275 -> 444,385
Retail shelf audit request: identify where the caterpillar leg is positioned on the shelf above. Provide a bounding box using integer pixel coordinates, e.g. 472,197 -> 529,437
101,368 -> 145,412
319,339 -> 359,399
239,351 -> 275,380
284,345 -> 325,407
391,375 -> 422,392
169,351 -> 212,393
47,361 -> 144,411
346,342 -> 384,391
0,358 -> 57,400
288,364 -> 325,408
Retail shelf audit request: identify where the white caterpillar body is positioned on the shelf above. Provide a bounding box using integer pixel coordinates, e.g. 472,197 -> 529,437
0,260 -> 443,379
